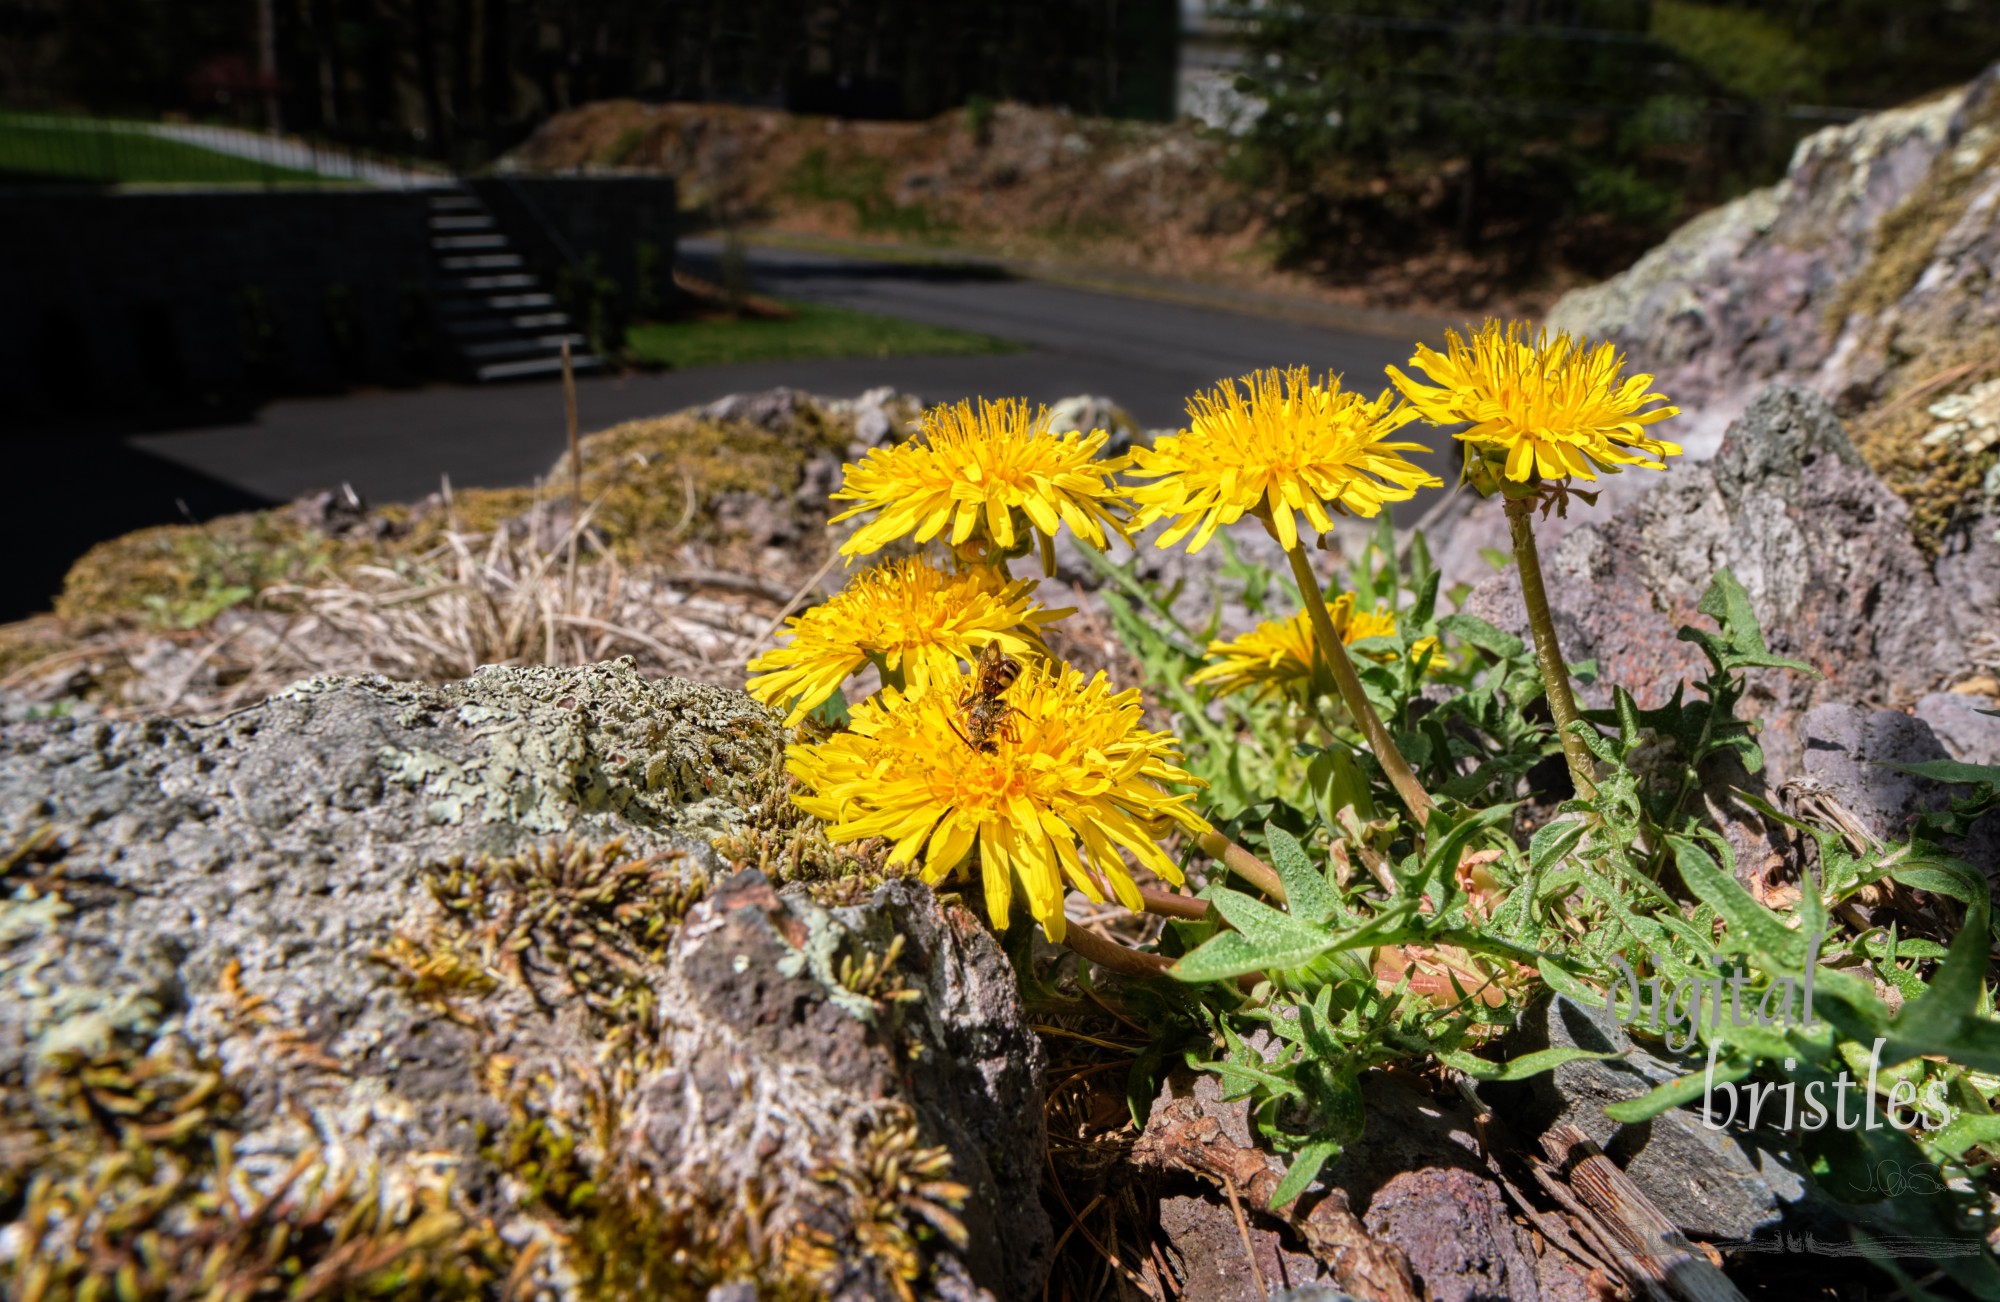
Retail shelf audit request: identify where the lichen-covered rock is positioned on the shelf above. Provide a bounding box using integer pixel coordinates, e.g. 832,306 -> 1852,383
1545,75 -> 1979,455
0,661 -> 1050,1299
1543,66 -> 2000,555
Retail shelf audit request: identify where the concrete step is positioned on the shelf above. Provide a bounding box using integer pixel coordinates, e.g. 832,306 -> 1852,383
428,192 -> 481,211
448,273 -> 537,291
461,333 -> 590,361
437,291 -> 558,315
477,353 -> 604,382
441,253 -> 523,271
441,312 -> 575,338
433,233 -> 509,250
481,292 -> 556,310
429,214 -> 495,231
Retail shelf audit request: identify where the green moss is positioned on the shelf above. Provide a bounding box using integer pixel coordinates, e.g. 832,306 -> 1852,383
37,393 -> 872,645
1833,90 -> 2000,326
53,512 -> 339,632
1,1031 -> 511,1301
419,837 -> 707,1031
710,734 -> 900,906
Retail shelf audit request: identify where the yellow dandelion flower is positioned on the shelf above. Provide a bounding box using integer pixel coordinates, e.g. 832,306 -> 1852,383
1387,319 -> 1682,484
831,398 -> 1131,561
1189,594 -> 1438,703
745,556 -> 1067,726
787,662 -> 1211,942
1126,367 -> 1440,555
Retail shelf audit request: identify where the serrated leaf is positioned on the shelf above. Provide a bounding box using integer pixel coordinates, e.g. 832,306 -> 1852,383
1438,613 -> 1524,660
1268,1139 -> 1339,1209
1529,819 -> 1586,872
1409,566 -> 1441,627
1683,568 -> 1820,676
1172,928 -> 1328,983
1889,859 -> 1984,904
1265,823 -> 1336,924
1200,1052 -> 1302,1102
1886,887 -> 2000,1073
1440,1045 -> 1621,1082
1209,887 -> 1334,953
1537,957 -> 1605,1005
1410,802 -> 1516,906
1602,1058 -> 1753,1123
1669,836 -> 1801,966
1930,1112 -> 2000,1163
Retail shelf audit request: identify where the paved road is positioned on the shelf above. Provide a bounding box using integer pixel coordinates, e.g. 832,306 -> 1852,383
128,242 -> 1440,505
11,244 -> 1443,621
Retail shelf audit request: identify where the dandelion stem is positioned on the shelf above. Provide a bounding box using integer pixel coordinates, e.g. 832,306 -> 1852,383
1137,885 -> 1211,921
1503,495 -> 1596,799
1059,924 -> 1172,978
1196,830 -> 1286,904
1281,542 -> 1435,827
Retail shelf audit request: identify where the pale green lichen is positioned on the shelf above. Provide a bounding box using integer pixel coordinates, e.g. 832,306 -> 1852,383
279,659 -> 787,835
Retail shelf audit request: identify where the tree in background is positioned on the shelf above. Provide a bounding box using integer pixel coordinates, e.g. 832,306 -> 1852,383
1226,0 -> 2000,288
2,0 -> 1178,165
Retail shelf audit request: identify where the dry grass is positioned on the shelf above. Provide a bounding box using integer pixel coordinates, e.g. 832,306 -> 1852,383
1,499 -> 804,720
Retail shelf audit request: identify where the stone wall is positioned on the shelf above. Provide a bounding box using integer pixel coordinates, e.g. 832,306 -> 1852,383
0,188 -> 437,424
0,177 -> 676,427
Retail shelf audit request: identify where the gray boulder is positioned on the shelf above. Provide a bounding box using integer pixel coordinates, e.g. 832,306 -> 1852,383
1487,996 -> 1817,1243
1463,386 -> 1970,787
0,661 -> 1048,1299
1801,702 -> 2000,868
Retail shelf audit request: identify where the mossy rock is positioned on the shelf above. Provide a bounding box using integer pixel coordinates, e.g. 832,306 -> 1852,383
1,662 -> 1048,1300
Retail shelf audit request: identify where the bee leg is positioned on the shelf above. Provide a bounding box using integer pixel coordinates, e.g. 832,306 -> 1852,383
947,717 -> 976,750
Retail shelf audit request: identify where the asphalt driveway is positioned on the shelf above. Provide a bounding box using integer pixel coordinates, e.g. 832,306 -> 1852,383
11,243 -> 1449,621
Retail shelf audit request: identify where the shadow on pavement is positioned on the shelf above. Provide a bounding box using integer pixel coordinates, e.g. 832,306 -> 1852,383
5,434 -> 276,625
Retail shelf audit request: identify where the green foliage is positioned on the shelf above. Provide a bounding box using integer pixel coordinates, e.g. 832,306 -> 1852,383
1104,533 -> 2000,1271
1222,0 -> 2000,274
1650,1 -> 1827,102
782,147 -> 953,239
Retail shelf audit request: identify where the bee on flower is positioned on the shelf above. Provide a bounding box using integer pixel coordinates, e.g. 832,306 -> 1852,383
831,397 -> 1131,573
786,661 -> 1211,942
745,555 -> 1068,726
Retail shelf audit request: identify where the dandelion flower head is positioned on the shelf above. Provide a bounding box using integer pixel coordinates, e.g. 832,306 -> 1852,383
745,556 -> 1066,726
1126,367 -> 1441,554
787,662 -> 1211,941
1388,320 -> 1681,484
831,398 -> 1131,562
1190,593 -> 1433,703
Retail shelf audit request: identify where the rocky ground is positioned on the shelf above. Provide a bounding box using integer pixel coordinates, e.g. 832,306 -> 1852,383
3,377 -> 1995,1299
5,72 -> 2000,1302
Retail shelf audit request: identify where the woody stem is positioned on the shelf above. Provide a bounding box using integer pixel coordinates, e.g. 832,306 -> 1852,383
1059,924 -> 1172,978
1504,495 -> 1597,800
1195,831 -> 1286,905
1282,541 -> 1436,828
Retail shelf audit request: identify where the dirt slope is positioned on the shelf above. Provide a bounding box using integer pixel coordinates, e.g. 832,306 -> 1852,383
499,99 -> 1578,316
